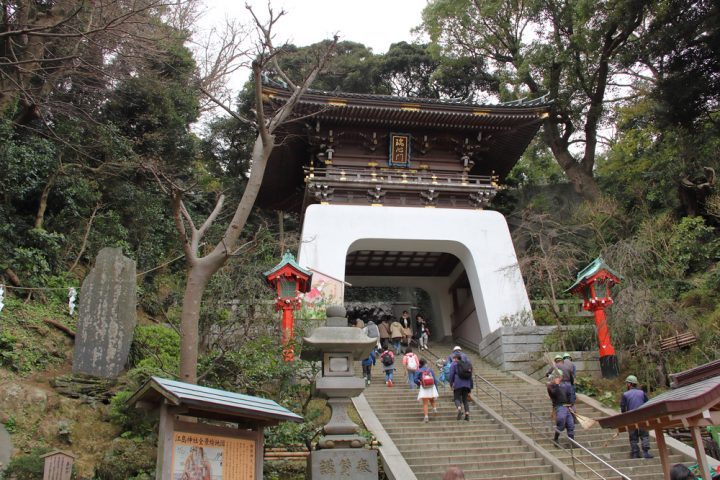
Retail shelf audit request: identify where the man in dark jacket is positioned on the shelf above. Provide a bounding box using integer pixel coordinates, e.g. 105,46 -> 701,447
448,352 -> 473,421
547,369 -> 575,447
621,375 -> 652,459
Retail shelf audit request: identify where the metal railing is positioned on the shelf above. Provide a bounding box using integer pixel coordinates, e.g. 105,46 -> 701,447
426,349 -> 631,480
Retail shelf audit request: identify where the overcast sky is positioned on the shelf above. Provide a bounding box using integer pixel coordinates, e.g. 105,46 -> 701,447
200,0 -> 429,54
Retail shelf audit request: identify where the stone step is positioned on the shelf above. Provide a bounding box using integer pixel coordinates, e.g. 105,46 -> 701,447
392,437 -> 524,449
400,445 -> 534,459
413,462 -> 557,477
404,450 -> 538,466
382,426 -> 513,439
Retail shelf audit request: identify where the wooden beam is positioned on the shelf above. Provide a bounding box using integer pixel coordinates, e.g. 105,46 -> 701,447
690,425 -> 712,480
654,427 -> 671,480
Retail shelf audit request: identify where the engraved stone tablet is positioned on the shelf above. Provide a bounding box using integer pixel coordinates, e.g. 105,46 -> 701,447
73,247 -> 136,378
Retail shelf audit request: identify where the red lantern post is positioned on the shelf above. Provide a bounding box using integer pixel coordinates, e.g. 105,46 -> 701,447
264,252 -> 313,361
567,257 -> 622,378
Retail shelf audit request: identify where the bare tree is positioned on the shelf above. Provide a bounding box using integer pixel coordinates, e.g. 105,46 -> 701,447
0,0 -> 198,125
169,5 -> 337,383
512,210 -> 585,343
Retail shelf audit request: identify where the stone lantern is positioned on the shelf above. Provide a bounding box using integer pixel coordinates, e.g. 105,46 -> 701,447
302,305 -> 378,479
567,257 -> 622,378
264,252 -> 313,361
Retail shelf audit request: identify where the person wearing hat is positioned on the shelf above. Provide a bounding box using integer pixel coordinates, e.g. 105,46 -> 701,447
563,352 -> 577,399
621,375 -> 652,459
447,346 -> 468,365
547,368 -> 575,447
562,352 -> 576,379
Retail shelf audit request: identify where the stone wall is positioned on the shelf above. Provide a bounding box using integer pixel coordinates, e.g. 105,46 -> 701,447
473,326 -> 601,379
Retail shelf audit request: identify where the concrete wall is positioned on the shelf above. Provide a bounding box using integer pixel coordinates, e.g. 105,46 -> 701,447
298,204 -> 533,345
476,326 -> 601,379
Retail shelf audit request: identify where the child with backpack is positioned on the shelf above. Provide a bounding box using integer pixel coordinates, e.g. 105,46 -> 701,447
361,348 -> 376,386
437,358 -> 452,390
402,347 -> 420,390
414,358 -> 439,422
379,346 -> 395,387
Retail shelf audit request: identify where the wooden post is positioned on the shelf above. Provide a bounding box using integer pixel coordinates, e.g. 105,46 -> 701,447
156,403 -> 175,480
654,428 -> 671,480
690,425 -> 712,480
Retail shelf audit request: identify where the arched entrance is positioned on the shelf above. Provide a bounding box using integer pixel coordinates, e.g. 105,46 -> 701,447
298,204 -> 533,347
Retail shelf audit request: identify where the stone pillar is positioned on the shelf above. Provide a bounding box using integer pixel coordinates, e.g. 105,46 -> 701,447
302,306 -> 378,480
73,247 -> 137,378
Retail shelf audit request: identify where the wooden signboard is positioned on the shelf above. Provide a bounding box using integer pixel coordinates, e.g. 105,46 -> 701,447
388,133 -> 411,167
41,451 -> 74,480
158,411 -> 264,480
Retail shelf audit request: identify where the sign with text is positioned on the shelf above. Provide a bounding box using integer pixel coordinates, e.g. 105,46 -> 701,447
388,133 -> 411,167
171,431 -> 255,480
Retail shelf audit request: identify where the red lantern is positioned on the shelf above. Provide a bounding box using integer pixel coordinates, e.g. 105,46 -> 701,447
264,252 -> 313,361
567,257 -> 622,378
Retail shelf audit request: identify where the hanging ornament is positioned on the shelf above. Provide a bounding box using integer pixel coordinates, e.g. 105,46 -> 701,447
0,284 -> 4,313
68,287 -> 77,316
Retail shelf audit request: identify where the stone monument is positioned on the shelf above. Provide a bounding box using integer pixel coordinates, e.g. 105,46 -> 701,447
302,305 -> 378,480
73,247 -> 137,378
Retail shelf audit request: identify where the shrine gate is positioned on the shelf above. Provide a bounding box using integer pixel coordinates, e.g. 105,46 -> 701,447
258,84 -> 550,349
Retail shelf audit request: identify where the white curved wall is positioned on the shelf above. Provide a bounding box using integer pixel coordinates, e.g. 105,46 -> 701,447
298,204 -> 533,340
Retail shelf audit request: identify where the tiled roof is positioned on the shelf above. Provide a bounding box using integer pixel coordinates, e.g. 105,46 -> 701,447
127,377 -> 303,424
263,76 -> 552,109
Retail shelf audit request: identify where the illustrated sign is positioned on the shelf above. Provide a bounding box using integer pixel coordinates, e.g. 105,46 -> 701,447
389,133 -> 411,167
172,431 -> 255,480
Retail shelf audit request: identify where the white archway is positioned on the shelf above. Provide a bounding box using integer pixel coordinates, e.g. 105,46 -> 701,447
298,204 -> 533,343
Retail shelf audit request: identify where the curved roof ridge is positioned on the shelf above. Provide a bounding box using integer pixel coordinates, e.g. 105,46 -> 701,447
262,76 -> 553,109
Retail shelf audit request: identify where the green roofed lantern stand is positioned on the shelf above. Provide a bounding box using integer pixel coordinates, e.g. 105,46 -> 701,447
264,252 -> 313,362
567,257 -> 623,378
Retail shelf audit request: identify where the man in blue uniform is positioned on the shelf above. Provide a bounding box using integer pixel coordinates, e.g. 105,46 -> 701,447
547,368 -> 575,447
620,375 -> 652,459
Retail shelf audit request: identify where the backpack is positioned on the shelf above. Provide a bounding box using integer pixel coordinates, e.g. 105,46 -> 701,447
457,359 -> 473,380
381,352 -> 393,366
421,370 -> 435,387
406,354 -> 418,371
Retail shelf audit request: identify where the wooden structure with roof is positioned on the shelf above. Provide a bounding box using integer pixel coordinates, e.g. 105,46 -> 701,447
257,83 -> 551,280
127,376 -> 303,480
598,360 -> 720,479
257,83 -> 551,213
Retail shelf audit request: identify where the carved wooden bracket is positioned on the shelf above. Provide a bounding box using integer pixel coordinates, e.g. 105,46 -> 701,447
367,186 -> 385,205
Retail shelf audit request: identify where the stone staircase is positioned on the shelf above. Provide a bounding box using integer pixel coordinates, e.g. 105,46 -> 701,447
426,344 -> 690,479
356,343 -> 695,479
359,356 -> 564,479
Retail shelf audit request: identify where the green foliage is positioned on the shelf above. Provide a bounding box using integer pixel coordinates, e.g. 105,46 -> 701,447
0,296 -> 68,375
0,447 -> 52,480
543,326 -> 595,352
3,415 -> 17,433
127,324 -> 181,383
109,324 -> 180,435
573,376 -> 597,397
94,438 -> 156,480
668,217 -> 719,275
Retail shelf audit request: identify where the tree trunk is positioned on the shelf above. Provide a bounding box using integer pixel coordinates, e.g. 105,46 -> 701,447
542,121 -> 601,199
179,264 -> 213,384
34,170 -> 58,230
